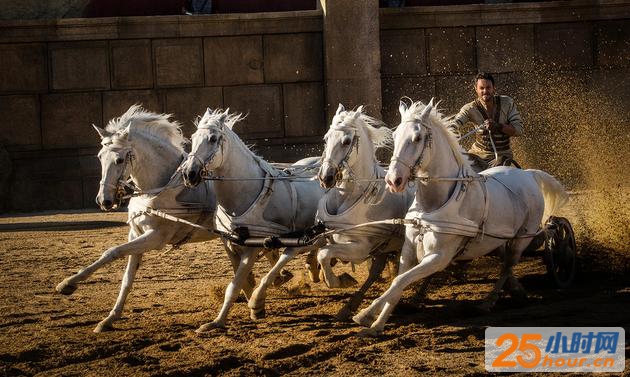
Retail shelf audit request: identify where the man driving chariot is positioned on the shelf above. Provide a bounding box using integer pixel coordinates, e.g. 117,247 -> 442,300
448,73 -> 524,171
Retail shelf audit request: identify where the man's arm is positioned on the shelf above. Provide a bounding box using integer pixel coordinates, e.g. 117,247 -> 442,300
448,105 -> 471,137
500,99 -> 524,136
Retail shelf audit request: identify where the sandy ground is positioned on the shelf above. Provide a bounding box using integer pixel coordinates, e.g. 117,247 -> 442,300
0,199 -> 628,376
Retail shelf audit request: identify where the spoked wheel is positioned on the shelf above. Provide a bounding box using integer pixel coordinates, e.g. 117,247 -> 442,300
543,216 -> 577,288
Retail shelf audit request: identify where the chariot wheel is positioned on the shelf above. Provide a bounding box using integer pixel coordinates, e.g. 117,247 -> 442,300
543,216 -> 577,288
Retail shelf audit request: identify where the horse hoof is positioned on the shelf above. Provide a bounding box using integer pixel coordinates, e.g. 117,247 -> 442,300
335,307 -> 353,322
356,327 -> 381,338
94,321 -> 114,333
250,308 -> 266,320
339,273 -> 358,288
352,310 -> 375,328
56,280 -> 78,295
195,321 -> 225,334
273,270 -> 294,287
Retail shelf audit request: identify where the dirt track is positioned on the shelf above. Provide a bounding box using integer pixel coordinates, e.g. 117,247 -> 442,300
0,207 -> 628,376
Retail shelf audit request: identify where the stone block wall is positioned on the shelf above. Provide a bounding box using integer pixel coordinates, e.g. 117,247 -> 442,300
0,12 -> 325,211
1,2 -> 629,211
379,2 -> 630,187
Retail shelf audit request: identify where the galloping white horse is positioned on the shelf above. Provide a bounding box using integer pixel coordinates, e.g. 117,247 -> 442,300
181,109 -> 324,331
56,105 -> 218,332
317,104 -> 414,320
353,99 -> 568,336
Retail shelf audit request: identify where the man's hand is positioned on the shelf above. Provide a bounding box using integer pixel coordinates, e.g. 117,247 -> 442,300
484,119 -> 503,134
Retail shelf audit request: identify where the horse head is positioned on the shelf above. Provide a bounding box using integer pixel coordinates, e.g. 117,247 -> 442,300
386,99 -> 435,193
318,104 -> 363,188
94,124 -> 132,210
182,108 -> 237,187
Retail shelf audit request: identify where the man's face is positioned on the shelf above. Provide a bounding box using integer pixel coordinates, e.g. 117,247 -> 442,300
475,79 -> 495,103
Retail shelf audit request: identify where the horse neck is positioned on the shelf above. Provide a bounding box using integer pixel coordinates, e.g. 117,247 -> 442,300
130,137 -> 183,191
213,133 -> 266,216
415,128 -> 462,213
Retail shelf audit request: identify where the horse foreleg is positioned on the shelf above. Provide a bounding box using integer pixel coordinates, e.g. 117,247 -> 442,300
317,243 -> 362,289
224,243 -> 255,300
56,230 -> 164,295
336,253 -> 388,322
304,249 -> 320,283
248,246 -> 310,320
197,247 -> 257,332
94,254 -> 143,333
354,252 -> 451,336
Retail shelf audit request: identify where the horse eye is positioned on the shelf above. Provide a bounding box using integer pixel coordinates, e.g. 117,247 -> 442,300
115,157 -> 124,165
209,134 -> 218,143
412,134 -> 422,143
341,137 -> 352,146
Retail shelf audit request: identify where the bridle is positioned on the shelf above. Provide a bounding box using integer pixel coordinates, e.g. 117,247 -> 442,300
99,145 -> 136,207
390,120 -> 433,181
183,126 -> 226,183
320,128 -> 359,186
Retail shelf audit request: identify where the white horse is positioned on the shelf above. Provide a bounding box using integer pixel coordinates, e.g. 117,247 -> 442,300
316,104 -> 414,320
353,99 -> 569,336
180,108 -> 324,331
56,105 -> 219,332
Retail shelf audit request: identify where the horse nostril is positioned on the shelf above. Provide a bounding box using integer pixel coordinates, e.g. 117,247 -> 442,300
394,177 -> 403,187
188,170 -> 196,180
102,200 -> 113,209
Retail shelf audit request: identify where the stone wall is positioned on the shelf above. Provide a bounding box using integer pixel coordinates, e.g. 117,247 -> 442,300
1,1 -> 629,211
380,1 -> 630,187
0,12 -> 325,211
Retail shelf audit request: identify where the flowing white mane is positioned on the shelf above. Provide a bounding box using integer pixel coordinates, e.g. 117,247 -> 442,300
196,108 -> 277,173
327,107 -> 392,150
404,100 -> 475,174
105,104 -> 186,153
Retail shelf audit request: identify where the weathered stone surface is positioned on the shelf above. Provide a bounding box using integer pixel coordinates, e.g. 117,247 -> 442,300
82,176 -> 100,208
381,76 -> 435,127
41,92 -> 102,149
10,178 -> 84,210
535,23 -> 594,70
223,85 -> 283,138
50,41 -> 110,90
0,95 -> 41,150
283,82 -> 325,137
154,38 -> 204,87
204,36 -> 264,86
0,43 -> 48,93
427,27 -> 476,75
103,90 -> 162,126
263,33 -> 323,83
110,39 -> 154,89
321,0 -> 381,121
596,20 -> 630,68
164,87 -> 223,136
324,78 -> 382,120
380,29 -> 427,75
434,74 -> 476,115
477,24 -> 536,73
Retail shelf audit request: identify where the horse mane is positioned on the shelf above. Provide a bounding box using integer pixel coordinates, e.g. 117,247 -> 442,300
196,108 -> 278,173
105,104 -> 186,153
404,100 -> 476,175
328,108 -> 393,150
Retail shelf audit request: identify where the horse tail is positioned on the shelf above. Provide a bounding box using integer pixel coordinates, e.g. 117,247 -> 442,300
530,169 -> 569,223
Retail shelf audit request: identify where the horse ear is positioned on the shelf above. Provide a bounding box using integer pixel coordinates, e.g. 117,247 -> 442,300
118,125 -> 131,140
352,105 -> 364,120
399,100 -> 408,117
336,103 -> 345,116
92,124 -> 111,139
205,107 -> 212,116
420,102 -> 433,121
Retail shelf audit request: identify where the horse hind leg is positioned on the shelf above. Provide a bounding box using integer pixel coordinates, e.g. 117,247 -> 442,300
337,253 -> 388,322
479,239 -> 530,312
